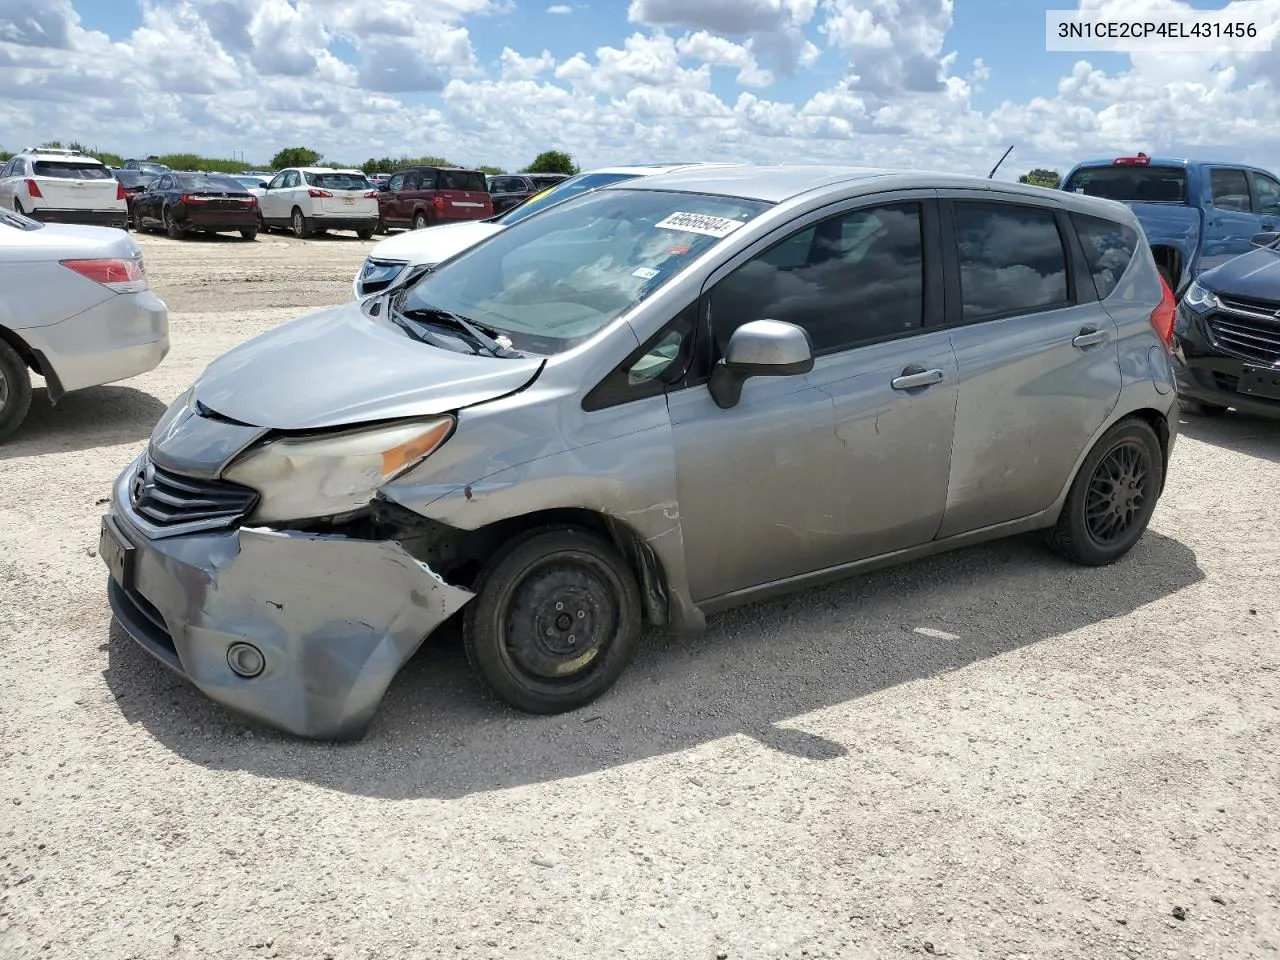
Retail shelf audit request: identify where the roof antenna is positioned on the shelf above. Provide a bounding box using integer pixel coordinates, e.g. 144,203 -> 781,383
988,145 -> 1014,179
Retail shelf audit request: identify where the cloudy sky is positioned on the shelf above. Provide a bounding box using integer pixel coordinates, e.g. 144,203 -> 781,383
1,0 -> 1277,179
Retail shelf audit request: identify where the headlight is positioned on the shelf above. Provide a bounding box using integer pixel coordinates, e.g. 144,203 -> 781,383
1182,281 -> 1220,312
356,258 -> 408,295
224,416 -> 453,524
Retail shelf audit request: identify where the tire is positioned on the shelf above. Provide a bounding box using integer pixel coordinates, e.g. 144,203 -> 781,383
1178,397 -> 1228,417
412,210 -> 429,230
240,227 -> 258,241
291,207 -> 312,239
357,226 -> 374,240
375,220 -> 388,235
164,209 -> 185,240
0,338 -> 34,445
464,526 -> 643,714
1047,418 -> 1164,566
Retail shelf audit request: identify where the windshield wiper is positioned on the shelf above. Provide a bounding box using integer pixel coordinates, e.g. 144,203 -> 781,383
399,304 -> 521,358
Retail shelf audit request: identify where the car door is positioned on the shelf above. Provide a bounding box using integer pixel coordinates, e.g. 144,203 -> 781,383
136,176 -> 161,225
0,158 -> 17,206
381,172 -> 405,224
1248,169 -> 1280,234
934,195 -> 1123,538
665,196 -> 959,603
1201,167 -> 1262,271
260,171 -> 288,222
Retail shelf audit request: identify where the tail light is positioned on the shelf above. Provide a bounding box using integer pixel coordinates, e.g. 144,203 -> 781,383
60,257 -> 148,294
24,179 -> 43,199
364,190 -> 379,199
178,194 -> 208,204
308,188 -> 332,198
242,196 -> 258,206
432,195 -> 445,211
1150,274 -> 1176,349
116,181 -> 127,201
1114,154 -> 1150,165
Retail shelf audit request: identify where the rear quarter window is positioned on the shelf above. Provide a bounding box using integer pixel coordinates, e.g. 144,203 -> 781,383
1071,213 -> 1139,299
1063,166 -> 1187,204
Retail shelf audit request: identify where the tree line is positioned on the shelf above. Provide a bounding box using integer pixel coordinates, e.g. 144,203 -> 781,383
0,142 -> 579,177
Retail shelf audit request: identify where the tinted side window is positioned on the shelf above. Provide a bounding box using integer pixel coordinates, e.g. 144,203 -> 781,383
1071,213 -> 1138,300
418,169 -> 439,189
388,173 -> 405,192
953,202 -> 1068,322
709,203 -> 925,355
404,171 -> 421,191
1253,172 -> 1280,217
1210,169 -> 1251,212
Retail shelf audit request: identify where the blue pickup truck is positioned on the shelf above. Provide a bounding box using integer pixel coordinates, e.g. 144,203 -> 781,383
1060,155 -> 1280,294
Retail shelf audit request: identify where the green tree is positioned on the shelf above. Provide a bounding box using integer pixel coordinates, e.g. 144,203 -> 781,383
523,150 -> 577,175
361,155 -> 455,174
1018,168 -> 1062,189
270,146 -> 322,169
0,148 -> 12,163
477,165 -> 504,176
40,140 -> 65,149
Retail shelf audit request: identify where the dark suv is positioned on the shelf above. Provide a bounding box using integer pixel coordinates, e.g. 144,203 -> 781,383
1173,231 -> 1280,419
377,167 -> 493,231
487,173 -> 570,214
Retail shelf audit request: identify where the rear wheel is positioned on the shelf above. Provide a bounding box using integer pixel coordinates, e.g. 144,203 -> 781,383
412,210 -> 429,230
1179,397 -> 1228,417
464,527 -> 643,714
164,209 -> 185,240
1047,418 -> 1164,566
356,225 -> 374,240
291,207 -> 312,238
13,199 -> 24,215
241,226 -> 258,241
0,339 -> 34,445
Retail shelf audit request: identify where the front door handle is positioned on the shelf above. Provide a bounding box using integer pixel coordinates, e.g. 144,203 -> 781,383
1072,327 -> 1109,348
891,367 -> 945,391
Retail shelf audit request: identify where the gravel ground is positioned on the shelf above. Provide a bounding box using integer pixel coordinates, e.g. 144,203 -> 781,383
1,230 -> 1278,960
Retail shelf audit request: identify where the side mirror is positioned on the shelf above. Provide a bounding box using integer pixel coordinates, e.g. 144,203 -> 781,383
708,319 -> 814,409
1249,231 -> 1280,248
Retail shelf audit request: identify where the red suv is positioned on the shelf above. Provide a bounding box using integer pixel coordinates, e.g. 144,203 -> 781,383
377,167 -> 493,231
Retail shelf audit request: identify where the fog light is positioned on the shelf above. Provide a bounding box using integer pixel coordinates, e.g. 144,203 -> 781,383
226,642 -> 265,678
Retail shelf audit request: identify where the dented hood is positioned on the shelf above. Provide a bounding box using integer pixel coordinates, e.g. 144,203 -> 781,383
192,302 -> 544,430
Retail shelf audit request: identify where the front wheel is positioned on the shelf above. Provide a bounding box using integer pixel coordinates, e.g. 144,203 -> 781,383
0,338 -> 34,444
464,527 -> 643,714
1047,418 -> 1164,566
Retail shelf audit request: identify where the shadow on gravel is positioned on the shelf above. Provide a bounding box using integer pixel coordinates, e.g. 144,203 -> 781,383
1177,410 -> 1280,463
104,530 -> 1204,799
0,385 -> 164,460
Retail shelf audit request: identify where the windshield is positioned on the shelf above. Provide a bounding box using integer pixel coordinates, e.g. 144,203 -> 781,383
176,174 -> 248,192
1063,165 -> 1188,203
232,176 -> 266,188
401,188 -> 769,353
113,170 -> 151,188
32,161 -> 111,180
0,209 -> 42,231
304,171 -> 368,191
133,162 -> 170,175
497,172 -> 643,226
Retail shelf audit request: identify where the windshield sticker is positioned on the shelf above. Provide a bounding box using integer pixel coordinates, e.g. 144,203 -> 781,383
631,266 -> 660,280
654,212 -> 746,239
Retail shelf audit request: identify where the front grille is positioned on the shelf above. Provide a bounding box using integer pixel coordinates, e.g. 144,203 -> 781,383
130,458 -> 257,529
1206,303 -> 1280,366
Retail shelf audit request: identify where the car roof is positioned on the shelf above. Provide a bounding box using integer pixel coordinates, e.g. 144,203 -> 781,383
21,149 -> 103,163
290,167 -> 364,174
1069,157 -> 1276,174
612,163 -> 1053,204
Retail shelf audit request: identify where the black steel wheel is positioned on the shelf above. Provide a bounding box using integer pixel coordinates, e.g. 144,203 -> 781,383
0,338 -> 33,444
1048,418 -> 1163,566
464,527 -> 642,714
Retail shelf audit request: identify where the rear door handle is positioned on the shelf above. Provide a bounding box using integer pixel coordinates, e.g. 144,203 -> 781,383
891,367 -> 945,390
1072,327 -> 1109,348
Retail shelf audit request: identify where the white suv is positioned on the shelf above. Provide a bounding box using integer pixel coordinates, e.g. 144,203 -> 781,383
258,167 -> 379,239
0,148 -> 128,228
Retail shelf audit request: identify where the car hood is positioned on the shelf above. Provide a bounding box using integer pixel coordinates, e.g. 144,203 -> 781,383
1200,246 -> 1280,303
368,220 -> 505,267
191,301 -> 545,430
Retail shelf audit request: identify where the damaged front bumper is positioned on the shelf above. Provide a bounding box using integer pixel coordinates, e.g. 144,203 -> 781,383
102,460 -> 473,740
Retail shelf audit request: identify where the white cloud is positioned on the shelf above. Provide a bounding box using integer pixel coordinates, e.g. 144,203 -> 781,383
3,0 -> 1280,184
547,3 -> 573,13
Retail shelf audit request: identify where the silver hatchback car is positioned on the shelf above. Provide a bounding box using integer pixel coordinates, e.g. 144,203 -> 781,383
103,165 -> 1179,739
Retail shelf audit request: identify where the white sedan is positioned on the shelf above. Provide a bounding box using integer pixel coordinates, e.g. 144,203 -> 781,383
0,209 -> 169,442
352,163 -> 736,298
258,167 -> 380,239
